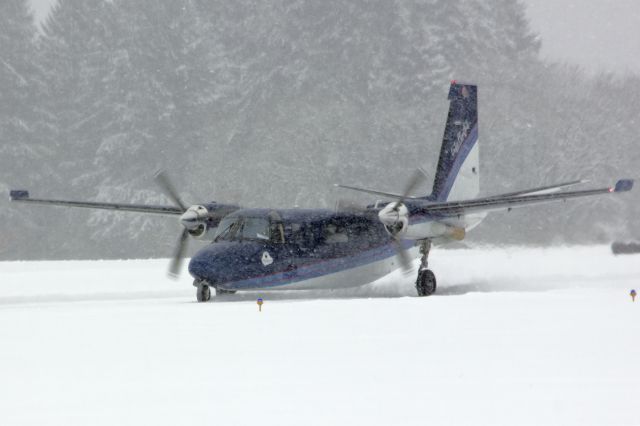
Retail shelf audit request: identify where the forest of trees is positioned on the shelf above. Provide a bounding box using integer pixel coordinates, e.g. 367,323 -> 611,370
1,0 -> 638,260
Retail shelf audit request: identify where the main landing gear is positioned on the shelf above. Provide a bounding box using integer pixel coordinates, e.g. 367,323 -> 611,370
194,280 -> 237,302
416,240 -> 436,297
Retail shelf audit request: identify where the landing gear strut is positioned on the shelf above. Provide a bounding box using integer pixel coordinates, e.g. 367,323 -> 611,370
416,240 -> 436,296
195,281 -> 211,302
215,288 -> 236,295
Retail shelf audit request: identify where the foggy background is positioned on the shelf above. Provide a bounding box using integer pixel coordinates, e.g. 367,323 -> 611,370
1,0 -> 638,260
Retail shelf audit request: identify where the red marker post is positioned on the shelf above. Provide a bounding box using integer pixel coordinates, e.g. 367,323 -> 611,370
257,298 -> 264,312
631,289 -> 637,302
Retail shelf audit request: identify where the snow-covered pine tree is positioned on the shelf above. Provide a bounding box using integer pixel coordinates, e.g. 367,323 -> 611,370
0,0 -> 55,259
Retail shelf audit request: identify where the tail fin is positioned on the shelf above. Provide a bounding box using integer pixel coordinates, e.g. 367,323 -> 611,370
430,81 -> 479,201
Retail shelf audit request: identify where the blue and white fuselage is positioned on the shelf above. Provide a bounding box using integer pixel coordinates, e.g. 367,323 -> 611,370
187,205 -> 479,292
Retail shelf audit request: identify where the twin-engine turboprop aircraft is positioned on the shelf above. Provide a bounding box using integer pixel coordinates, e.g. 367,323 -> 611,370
10,81 -> 633,301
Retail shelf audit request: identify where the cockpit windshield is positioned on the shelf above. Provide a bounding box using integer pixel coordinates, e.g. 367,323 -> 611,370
214,215 -> 275,242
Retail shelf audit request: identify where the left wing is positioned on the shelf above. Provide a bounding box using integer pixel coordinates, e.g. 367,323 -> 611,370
9,190 -> 184,215
417,179 -> 633,216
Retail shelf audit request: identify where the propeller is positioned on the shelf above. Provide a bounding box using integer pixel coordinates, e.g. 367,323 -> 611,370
390,168 -> 427,213
168,228 -> 190,278
335,168 -> 428,274
392,236 -> 413,273
155,170 -> 188,212
154,170 -> 193,279
381,169 -> 428,274
154,170 -> 240,279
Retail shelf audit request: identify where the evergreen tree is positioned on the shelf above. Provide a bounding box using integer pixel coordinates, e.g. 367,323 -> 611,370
3,0 -> 636,259
0,0 -> 53,259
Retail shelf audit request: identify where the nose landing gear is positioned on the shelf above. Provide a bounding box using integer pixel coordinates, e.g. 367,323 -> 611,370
193,280 -> 237,301
194,280 -> 211,302
416,240 -> 436,296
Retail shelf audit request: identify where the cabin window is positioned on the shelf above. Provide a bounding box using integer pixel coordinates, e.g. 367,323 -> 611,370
323,222 -> 348,244
269,221 -> 285,244
285,223 -> 314,247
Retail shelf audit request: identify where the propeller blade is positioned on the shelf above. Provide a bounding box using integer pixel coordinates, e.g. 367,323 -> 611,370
168,228 -> 190,278
392,236 -> 413,274
155,170 -> 188,212
392,169 -> 427,212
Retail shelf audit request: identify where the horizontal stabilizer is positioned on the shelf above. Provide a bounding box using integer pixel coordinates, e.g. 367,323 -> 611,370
614,179 -> 634,192
334,184 -> 420,200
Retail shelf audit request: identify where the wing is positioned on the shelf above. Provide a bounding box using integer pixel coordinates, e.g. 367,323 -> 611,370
336,178 -> 587,201
9,190 -> 183,216
481,179 -> 588,199
418,179 -> 633,216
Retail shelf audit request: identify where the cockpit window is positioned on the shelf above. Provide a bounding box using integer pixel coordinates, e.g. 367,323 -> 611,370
241,217 -> 270,241
214,215 -> 282,243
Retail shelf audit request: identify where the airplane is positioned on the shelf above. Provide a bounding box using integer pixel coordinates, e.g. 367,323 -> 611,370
10,81 -> 634,302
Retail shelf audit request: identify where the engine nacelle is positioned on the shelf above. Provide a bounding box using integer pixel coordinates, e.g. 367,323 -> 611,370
378,202 -> 467,241
180,203 -> 240,240
378,202 -> 409,238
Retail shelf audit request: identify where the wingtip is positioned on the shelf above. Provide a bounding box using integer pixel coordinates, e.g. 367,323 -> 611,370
614,179 -> 634,192
9,190 -> 29,201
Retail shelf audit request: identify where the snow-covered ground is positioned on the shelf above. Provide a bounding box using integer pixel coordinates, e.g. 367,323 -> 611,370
1,246 -> 639,425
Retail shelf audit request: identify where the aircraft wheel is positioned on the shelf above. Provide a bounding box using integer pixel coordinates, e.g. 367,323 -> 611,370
216,288 -> 236,295
416,269 -> 436,297
196,284 -> 211,302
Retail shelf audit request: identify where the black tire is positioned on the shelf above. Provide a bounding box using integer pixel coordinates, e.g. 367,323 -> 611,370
416,269 -> 436,296
196,285 -> 211,302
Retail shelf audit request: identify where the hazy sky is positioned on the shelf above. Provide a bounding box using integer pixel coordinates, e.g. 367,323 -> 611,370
29,0 -> 640,75
526,0 -> 640,75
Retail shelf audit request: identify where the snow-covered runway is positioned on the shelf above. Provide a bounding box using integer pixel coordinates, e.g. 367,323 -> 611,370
1,246 -> 639,425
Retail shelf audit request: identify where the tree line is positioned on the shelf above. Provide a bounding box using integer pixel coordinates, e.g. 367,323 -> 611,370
1,0 -> 638,260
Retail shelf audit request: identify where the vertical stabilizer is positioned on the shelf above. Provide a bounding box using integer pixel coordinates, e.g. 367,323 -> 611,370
430,82 -> 479,201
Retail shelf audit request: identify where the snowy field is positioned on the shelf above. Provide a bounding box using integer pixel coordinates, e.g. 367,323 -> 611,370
1,246 -> 639,425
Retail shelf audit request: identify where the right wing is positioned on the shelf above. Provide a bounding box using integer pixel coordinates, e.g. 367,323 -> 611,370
418,179 -> 633,216
481,179 -> 587,199
336,179 -> 586,201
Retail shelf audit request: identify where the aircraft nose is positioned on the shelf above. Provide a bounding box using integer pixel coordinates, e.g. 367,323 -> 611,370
188,242 -> 262,286
188,250 -> 214,282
